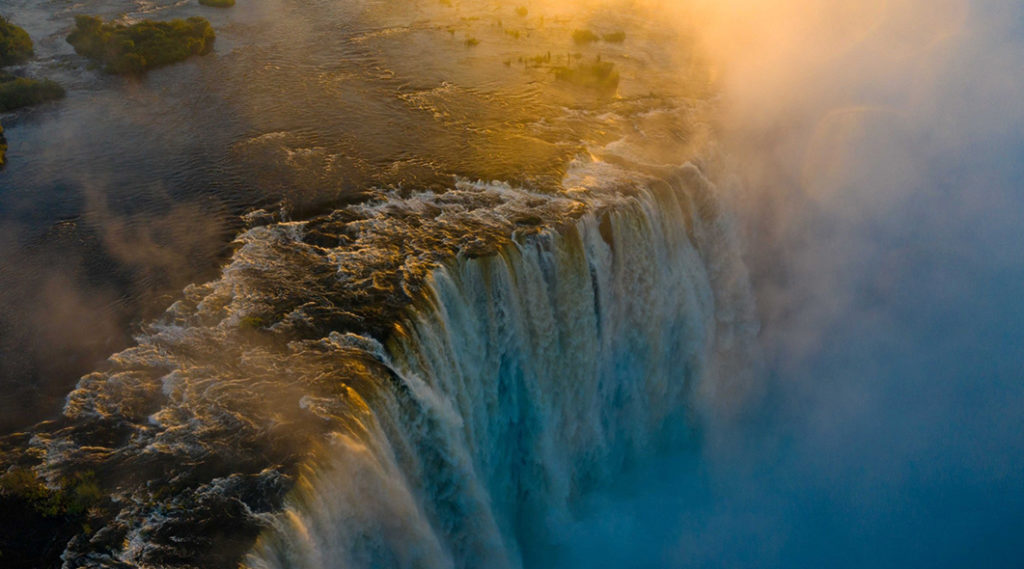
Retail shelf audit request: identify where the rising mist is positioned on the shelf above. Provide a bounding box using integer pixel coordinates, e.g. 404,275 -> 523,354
553,1 -> 1024,567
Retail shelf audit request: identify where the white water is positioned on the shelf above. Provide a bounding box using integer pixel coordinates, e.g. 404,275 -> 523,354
245,163 -> 757,569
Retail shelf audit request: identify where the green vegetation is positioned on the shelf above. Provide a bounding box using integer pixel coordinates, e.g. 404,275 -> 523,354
573,29 -> 626,45
572,29 -> 600,44
516,51 -> 591,71
0,16 -> 33,67
0,21 -> 63,115
0,468 -> 104,519
0,122 -> 7,169
199,0 -> 235,6
464,37 -> 480,47
0,73 -> 65,112
66,15 -> 215,75
0,467 -> 109,566
239,315 -> 265,329
602,31 -> 626,43
573,28 -> 598,44
523,51 -> 551,67
553,60 -> 619,92
515,6 -> 529,17
0,69 -> 65,170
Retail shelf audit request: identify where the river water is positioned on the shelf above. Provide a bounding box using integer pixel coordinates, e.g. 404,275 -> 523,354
0,0 -> 707,431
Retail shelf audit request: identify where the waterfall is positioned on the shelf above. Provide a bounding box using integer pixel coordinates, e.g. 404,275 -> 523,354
245,162 -> 758,569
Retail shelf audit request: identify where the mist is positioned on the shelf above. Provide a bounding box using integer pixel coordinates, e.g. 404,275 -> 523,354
0,190 -> 229,432
544,0 -> 1024,567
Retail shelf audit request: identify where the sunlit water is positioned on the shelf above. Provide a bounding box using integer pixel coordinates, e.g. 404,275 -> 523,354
0,0 -> 707,429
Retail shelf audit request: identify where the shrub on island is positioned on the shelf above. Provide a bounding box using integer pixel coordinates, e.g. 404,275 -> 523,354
66,15 -> 215,75
0,468 -> 109,566
572,29 -> 600,45
199,0 -> 236,7
0,74 -> 65,111
602,31 -> 626,43
0,16 -> 33,67
553,60 -> 619,92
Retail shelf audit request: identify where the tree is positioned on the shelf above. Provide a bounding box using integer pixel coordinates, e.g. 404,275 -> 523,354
0,16 -> 33,66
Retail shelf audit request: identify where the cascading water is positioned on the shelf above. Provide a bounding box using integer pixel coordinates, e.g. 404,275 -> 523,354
245,162 -> 758,569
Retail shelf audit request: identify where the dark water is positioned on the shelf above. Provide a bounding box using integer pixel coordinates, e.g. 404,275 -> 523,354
0,0 -> 705,431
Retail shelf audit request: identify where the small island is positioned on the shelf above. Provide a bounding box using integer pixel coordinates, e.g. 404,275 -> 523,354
199,0 -> 236,7
0,73 -> 65,112
572,29 -> 600,45
0,17 -> 66,169
572,29 -> 627,45
66,15 -> 215,75
553,60 -> 620,92
0,16 -> 33,67
0,18 -> 64,113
